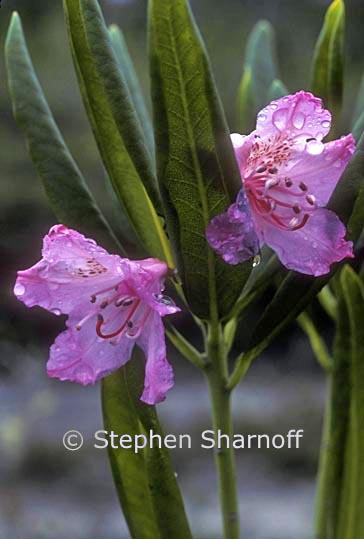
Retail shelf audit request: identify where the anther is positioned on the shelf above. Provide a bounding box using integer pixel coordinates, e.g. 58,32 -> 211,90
265,178 -> 280,190
100,300 -> 109,309
299,182 -> 308,192
293,204 -> 301,214
256,165 -> 267,173
306,194 -> 316,206
90,295 -> 96,304
285,178 -> 293,187
268,167 -> 278,174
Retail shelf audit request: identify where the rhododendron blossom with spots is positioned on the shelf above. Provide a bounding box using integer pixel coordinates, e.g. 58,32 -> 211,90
206,91 -> 355,276
14,225 -> 179,404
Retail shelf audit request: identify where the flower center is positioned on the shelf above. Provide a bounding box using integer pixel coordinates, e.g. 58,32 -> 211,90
244,136 -> 316,231
75,283 -> 151,344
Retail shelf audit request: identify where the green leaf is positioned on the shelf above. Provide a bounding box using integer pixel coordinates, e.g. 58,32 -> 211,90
352,72 -> 364,125
108,24 -> 155,159
311,0 -> 345,116
101,369 -> 161,539
149,0 -> 252,320
314,277 -> 351,538
337,266 -> 364,538
267,79 -> 289,102
236,67 -> 255,133
63,0 -> 173,265
297,312 -> 332,372
123,351 -> 193,539
351,110 -> 364,144
5,12 -> 122,254
229,148 -> 364,388
237,20 -> 279,131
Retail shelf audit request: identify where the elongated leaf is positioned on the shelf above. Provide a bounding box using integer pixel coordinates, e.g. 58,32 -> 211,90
149,0 -> 252,319
63,0 -> 172,265
267,79 -> 289,102
237,20 -> 279,131
337,266 -> 364,538
311,0 -> 345,115
236,67 -> 255,133
352,72 -> 364,125
108,24 -> 155,158
124,352 -> 193,539
352,110 -> 364,144
314,280 -> 351,538
229,148 -> 364,387
5,12 -> 122,253
102,370 -> 161,539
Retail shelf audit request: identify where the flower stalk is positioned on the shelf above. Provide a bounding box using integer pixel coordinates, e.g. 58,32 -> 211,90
205,322 -> 240,539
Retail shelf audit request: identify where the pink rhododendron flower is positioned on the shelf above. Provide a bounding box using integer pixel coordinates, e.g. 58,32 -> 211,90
207,91 -> 355,276
14,225 -> 179,404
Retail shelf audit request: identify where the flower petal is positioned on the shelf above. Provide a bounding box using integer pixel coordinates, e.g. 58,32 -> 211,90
206,189 -> 260,265
262,208 -> 353,276
230,132 -> 256,168
47,318 -> 134,384
288,134 -> 355,205
130,258 -> 180,316
14,225 -> 125,315
256,91 -> 332,140
137,311 -> 174,405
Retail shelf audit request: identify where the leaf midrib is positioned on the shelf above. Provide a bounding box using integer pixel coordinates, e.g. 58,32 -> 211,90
163,3 -> 218,317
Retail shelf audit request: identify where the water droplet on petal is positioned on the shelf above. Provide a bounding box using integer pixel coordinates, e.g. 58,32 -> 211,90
272,108 -> 289,131
312,241 -> 318,249
252,254 -> 261,268
321,120 -> 330,129
306,139 -> 324,155
14,283 -> 25,296
257,112 -> 267,122
334,160 -> 342,168
154,294 -> 176,307
51,308 -> 62,316
292,111 -> 305,130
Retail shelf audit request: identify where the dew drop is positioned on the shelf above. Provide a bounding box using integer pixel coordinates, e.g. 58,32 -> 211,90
257,112 -> 267,122
272,108 -> 289,131
306,139 -> 324,155
14,283 -> 25,296
252,254 -> 261,268
334,160 -> 342,168
154,294 -> 176,307
51,308 -> 62,316
292,111 -> 305,130
312,241 -> 318,249
321,120 -> 330,129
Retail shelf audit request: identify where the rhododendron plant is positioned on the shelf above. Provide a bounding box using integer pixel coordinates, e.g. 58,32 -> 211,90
207,91 -> 355,276
6,0 -> 364,538
14,225 -> 178,404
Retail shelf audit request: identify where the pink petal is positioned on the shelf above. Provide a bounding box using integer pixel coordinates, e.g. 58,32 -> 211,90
14,225 -> 125,315
288,134 -> 355,206
137,311 -> 174,405
230,132 -> 256,169
130,258 -> 180,316
47,317 -> 134,385
261,208 -> 353,276
206,189 -> 260,265
255,91 -> 332,140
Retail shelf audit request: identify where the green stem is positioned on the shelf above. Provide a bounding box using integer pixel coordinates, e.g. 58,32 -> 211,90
205,323 -> 240,539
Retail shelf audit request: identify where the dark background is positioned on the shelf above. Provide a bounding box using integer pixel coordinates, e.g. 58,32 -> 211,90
1,1 -> 363,538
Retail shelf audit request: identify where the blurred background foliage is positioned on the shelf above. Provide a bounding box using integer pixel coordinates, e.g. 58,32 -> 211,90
1,1 -> 364,538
